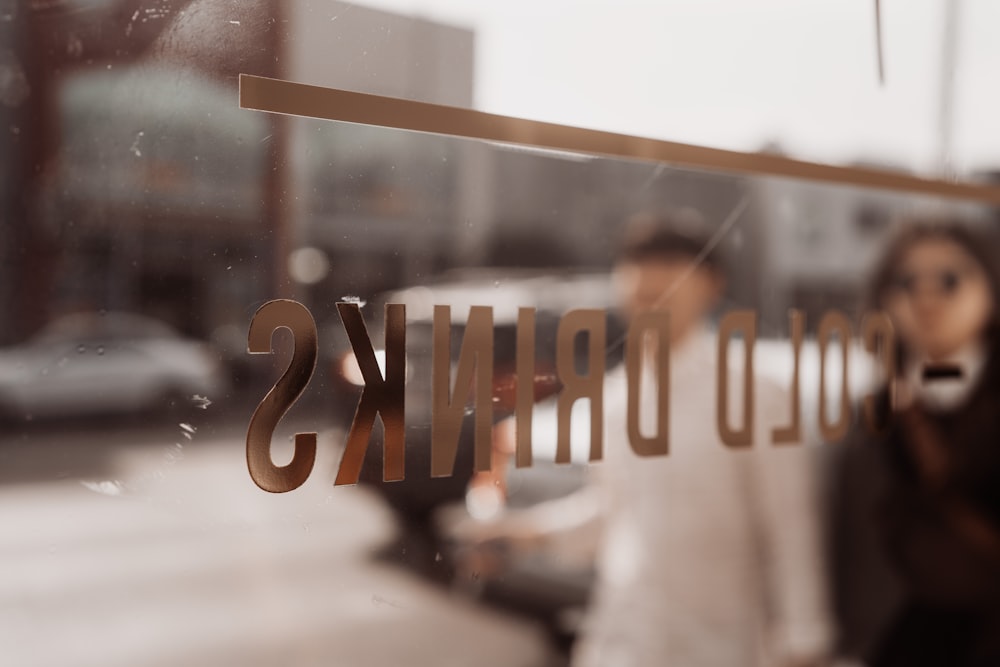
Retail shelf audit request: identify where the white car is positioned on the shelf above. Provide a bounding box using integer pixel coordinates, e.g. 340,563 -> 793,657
0,312 -> 226,420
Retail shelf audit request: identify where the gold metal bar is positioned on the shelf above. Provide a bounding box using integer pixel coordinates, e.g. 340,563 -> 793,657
239,73 -> 1000,205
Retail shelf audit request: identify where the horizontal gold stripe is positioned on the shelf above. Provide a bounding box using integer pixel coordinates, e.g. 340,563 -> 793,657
240,73 -> 1000,205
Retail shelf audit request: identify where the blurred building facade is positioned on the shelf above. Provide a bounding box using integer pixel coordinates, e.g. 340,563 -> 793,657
7,0 -> 995,354
8,1 -> 477,350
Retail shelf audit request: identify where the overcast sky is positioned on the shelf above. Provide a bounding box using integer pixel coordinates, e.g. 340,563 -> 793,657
351,0 -> 1000,178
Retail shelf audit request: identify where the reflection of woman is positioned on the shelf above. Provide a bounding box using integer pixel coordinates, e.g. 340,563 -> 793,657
861,221 -> 1000,666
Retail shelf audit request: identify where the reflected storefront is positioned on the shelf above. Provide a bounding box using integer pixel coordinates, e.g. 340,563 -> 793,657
4,2 -> 1000,666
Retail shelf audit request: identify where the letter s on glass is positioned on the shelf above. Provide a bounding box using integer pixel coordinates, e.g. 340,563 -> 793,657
246,299 -> 318,493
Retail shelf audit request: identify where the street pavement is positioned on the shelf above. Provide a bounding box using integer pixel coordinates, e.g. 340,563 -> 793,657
0,416 -> 557,667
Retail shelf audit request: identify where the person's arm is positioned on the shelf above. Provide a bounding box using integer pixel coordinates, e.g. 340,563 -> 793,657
751,380 -> 835,666
444,408 -> 609,567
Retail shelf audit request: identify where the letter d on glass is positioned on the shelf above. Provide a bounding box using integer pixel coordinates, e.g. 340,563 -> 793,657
626,310 -> 670,456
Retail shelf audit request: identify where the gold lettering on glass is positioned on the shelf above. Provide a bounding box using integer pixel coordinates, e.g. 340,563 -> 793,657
333,303 -> 407,486
431,306 -> 495,477
246,299 -> 319,493
818,310 -> 853,443
862,311 -> 895,435
556,310 -> 606,463
717,310 -> 757,448
626,311 -> 671,457
772,309 -> 805,445
243,301 -> 904,492
515,307 -> 536,469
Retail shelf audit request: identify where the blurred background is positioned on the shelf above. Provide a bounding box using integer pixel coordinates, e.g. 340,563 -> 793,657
2,1 -> 999,665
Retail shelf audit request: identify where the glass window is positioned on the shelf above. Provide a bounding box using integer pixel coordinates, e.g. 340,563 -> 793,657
4,2 -> 1000,666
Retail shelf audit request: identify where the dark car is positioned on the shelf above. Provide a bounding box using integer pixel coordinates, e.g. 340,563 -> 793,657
0,312 -> 226,421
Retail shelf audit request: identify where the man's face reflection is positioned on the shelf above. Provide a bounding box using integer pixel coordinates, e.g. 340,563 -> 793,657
614,257 -> 724,345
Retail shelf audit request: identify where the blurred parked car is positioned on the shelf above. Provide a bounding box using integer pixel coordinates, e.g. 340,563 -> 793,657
0,312 -> 226,421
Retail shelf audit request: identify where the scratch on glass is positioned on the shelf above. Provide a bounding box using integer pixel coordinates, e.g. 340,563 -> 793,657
341,295 -> 367,307
874,0 -> 885,85
125,9 -> 140,37
130,131 -> 144,157
371,594 -> 407,610
81,480 -> 125,497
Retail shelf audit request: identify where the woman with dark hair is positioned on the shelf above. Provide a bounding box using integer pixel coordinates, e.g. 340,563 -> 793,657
840,219 -> 1000,666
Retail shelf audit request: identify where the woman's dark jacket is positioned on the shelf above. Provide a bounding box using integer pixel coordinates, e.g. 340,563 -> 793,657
827,353 -> 1000,666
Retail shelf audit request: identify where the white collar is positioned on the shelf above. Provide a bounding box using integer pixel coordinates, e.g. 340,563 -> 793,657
904,341 -> 988,413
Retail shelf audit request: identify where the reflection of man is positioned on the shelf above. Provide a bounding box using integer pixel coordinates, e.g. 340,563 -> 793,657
458,212 -> 833,667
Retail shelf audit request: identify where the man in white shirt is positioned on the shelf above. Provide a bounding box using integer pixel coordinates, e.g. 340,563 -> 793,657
457,212 -> 833,667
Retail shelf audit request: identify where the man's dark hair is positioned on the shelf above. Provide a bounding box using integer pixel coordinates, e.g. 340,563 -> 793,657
618,209 -> 726,276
